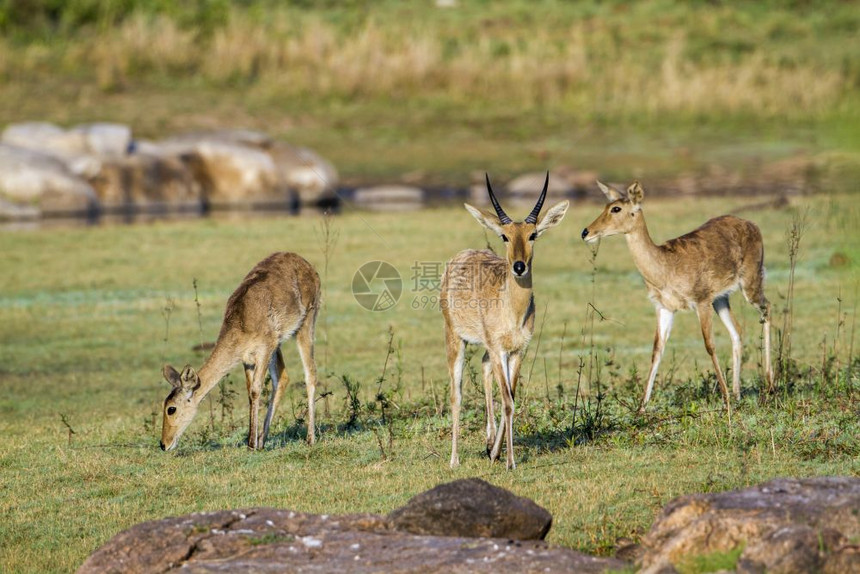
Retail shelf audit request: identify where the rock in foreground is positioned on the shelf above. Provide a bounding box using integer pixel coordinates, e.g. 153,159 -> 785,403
78,480 -> 625,574
388,478 -> 553,540
639,476 -> 860,573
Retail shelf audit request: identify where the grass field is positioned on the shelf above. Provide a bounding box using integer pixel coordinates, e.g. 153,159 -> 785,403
0,192 -> 858,572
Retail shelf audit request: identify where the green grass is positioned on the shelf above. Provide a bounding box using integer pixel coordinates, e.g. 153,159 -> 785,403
678,545 -> 745,574
0,193 -> 858,573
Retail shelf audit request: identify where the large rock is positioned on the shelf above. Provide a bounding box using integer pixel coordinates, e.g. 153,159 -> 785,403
2,122 -> 89,157
2,122 -> 131,178
158,129 -> 273,151
156,131 -> 338,208
183,140 -> 285,207
0,144 -> 97,216
89,153 -> 202,210
353,184 -> 424,211
505,168 -> 597,208
506,170 -> 573,199
268,140 -> 338,206
388,478 -> 553,540
78,481 -> 626,574
77,508 -> 623,574
70,123 -> 133,160
639,476 -> 860,574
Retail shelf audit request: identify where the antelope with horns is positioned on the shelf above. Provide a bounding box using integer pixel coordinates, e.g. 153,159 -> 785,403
581,181 -> 773,414
442,173 -> 569,469
160,252 -> 320,451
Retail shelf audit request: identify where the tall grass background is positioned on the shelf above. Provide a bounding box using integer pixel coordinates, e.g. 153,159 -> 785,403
0,1 -> 857,117
1,1 -> 858,187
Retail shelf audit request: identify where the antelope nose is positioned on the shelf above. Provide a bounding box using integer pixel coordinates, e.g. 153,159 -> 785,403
581,228 -> 589,239
159,441 -> 166,451
513,261 -> 526,276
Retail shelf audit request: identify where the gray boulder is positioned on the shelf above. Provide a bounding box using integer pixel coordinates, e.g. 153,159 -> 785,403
77,508 -> 624,574
507,168 -> 599,204
0,144 -> 96,216
70,123 -> 132,160
507,170 -> 572,198
388,478 -> 553,540
78,480 -> 626,574
158,129 -> 273,151
2,122 -> 131,179
2,122 -> 89,157
353,184 -> 423,211
639,476 -> 860,574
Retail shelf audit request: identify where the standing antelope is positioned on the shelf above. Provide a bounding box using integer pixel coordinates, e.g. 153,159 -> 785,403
581,181 -> 773,414
442,173 -> 569,469
160,252 -> 320,451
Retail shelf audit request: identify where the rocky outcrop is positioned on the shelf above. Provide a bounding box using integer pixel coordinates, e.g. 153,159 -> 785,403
0,123 -> 339,218
268,140 -> 338,206
90,153 -> 201,211
78,476 -> 860,573
184,139 -> 285,207
78,480 -> 625,574
0,144 -> 97,217
639,476 -> 860,574
2,121 -> 131,158
156,130 -> 339,207
506,168 -> 598,202
388,478 -> 552,540
353,184 -> 424,211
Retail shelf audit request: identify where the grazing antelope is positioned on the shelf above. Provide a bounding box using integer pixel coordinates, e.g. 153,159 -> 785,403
442,173 -> 569,469
581,181 -> 773,414
160,252 -> 320,451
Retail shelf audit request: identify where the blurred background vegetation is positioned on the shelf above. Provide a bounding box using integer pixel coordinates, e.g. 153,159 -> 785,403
1,0 -> 858,185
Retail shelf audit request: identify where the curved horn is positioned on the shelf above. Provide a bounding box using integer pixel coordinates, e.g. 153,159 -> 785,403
485,173 -> 512,225
524,171 -> 549,224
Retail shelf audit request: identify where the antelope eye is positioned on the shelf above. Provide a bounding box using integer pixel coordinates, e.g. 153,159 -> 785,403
167,406 -> 177,416
501,234 -> 509,242
611,206 -> 622,213
529,232 -> 537,241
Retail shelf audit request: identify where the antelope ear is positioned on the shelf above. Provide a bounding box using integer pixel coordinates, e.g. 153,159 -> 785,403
536,200 -> 569,236
627,181 -> 644,202
596,181 -> 625,202
464,203 -> 505,236
163,365 -> 182,389
627,181 -> 644,210
179,365 -> 201,391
